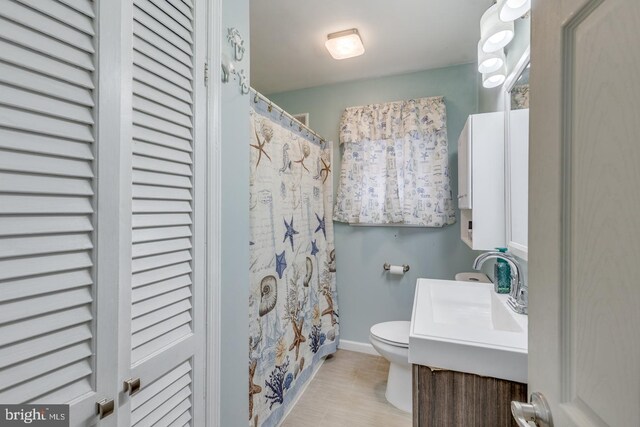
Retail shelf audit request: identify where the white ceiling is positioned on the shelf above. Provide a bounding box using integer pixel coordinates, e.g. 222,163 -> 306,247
250,0 -> 493,94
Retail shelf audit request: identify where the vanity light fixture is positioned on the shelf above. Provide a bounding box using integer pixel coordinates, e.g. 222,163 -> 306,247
480,4 -> 514,53
497,0 -> 531,22
482,65 -> 507,89
325,28 -> 365,60
478,42 -> 505,74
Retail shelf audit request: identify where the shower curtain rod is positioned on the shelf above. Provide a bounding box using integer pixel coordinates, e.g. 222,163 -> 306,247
250,87 -> 327,145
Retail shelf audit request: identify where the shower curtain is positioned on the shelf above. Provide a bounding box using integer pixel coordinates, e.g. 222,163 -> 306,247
248,101 -> 339,427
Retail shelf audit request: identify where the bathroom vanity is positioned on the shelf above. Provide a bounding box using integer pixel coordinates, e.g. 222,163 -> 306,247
409,278 -> 528,426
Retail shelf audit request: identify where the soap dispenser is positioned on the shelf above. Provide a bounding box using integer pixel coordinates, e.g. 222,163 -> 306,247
494,248 -> 511,294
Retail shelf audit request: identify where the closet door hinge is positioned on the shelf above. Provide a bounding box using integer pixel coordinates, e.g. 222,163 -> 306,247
204,62 -> 209,86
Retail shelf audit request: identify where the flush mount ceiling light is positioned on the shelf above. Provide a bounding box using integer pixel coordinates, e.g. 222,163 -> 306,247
477,41 -> 505,74
498,0 -> 531,22
480,4 -> 514,53
325,29 -> 365,60
482,64 -> 507,88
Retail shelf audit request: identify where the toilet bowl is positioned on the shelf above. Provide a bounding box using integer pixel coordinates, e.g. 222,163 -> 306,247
369,321 -> 412,413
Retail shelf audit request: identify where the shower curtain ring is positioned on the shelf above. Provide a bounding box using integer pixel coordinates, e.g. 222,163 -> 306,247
290,119 -> 294,126
253,93 -> 258,103
268,102 -> 273,112
280,110 -> 284,119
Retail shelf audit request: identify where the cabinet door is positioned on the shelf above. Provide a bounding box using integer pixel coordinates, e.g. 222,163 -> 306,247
0,0 -> 117,424
123,0 -> 207,425
457,118 -> 472,209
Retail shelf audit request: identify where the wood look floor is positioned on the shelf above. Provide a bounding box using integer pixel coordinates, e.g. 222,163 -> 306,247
281,350 -> 412,427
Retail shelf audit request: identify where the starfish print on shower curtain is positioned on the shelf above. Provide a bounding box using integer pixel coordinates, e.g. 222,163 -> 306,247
248,359 -> 262,420
314,213 -> 326,239
250,129 -> 271,167
293,142 -> 310,172
321,284 -> 338,326
320,159 -> 331,183
289,317 -> 306,360
283,216 -> 299,250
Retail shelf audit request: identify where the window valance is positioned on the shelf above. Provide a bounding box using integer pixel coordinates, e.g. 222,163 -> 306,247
334,96 -> 456,227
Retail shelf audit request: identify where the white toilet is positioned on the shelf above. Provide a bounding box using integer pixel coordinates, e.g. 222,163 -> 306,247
369,321 -> 412,413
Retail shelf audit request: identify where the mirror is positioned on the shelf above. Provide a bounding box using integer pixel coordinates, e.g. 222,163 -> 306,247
504,48 -> 530,260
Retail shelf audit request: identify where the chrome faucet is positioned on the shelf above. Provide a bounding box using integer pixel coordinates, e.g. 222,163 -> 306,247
473,251 -> 528,315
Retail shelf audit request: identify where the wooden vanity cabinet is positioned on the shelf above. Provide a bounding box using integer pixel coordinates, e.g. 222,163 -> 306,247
412,364 -> 527,427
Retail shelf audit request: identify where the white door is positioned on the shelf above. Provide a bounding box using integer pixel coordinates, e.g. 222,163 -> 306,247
120,0 -> 208,425
0,0 -> 120,424
527,0 -> 640,426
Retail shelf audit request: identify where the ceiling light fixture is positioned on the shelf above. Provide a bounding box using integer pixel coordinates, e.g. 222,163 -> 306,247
325,29 -> 365,60
482,65 -> 507,88
477,42 -> 505,74
480,4 -> 514,53
498,0 -> 531,22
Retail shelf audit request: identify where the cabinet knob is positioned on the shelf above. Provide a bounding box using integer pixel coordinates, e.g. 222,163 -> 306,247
96,398 -> 114,419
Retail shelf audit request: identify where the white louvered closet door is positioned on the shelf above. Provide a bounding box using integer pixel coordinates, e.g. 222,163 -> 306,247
0,0 -> 116,425
126,0 -> 206,425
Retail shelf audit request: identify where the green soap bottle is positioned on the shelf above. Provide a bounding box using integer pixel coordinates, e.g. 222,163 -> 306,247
494,248 -> 511,294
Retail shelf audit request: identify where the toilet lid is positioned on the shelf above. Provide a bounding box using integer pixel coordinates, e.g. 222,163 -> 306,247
370,321 -> 410,348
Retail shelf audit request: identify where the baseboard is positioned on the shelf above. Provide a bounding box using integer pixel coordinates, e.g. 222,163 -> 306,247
337,339 -> 378,356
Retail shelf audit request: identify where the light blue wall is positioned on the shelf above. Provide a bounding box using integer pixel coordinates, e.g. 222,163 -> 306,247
221,0 -> 249,424
269,64 -> 481,343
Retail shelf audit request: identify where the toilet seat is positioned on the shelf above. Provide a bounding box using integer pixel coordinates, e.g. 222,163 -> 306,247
370,321 -> 410,349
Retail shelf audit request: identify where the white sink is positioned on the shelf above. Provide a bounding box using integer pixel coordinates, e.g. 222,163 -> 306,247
409,278 -> 528,383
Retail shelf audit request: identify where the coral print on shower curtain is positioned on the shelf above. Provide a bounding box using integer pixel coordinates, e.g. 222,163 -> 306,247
248,105 -> 338,427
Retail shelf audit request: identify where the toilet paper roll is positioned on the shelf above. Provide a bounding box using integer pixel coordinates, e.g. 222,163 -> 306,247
388,265 -> 405,275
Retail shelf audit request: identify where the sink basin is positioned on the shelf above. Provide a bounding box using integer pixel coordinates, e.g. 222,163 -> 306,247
409,278 -> 528,383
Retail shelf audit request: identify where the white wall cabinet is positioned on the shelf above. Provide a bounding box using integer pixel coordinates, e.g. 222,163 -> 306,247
0,1 -> 213,425
458,113 -> 506,250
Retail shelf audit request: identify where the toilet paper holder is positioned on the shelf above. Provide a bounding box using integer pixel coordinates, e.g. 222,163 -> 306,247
383,263 -> 410,273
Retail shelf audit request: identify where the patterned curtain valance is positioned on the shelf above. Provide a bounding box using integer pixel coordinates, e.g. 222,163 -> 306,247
334,96 -> 456,227
339,96 -> 447,144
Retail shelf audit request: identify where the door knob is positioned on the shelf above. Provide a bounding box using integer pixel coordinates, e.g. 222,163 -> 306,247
511,392 -> 553,427
123,377 -> 142,396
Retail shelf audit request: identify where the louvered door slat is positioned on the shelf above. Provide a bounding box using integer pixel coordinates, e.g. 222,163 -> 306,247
133,66 -> 192,105
132,125 -> 192,152
133,213 -> 192,228
133,96 -> 193,129
132,170 -> 192,188
0,150 -> 93,177
132,238 -> 192,258
133,21 -> 192,68
0,129 -> 93,160
133,154 -> 192,176
1,1 -> 94,52
57,0 -> 94,17
134,0 -> 192,43
0,39 -> 93,88
0,360 -> 93,404
133,140 -> 192,164
133,81 -> 192,117
0,0 -> 99,416
132,312 -> 191,349
15,0 -> 95,33
0,173 -> 94,196
0,17 -> 94,70
132,274 -> 192,303
0,195 -> 93,214
0,62 -> 94,107
0,270 -> 92,302
131,300 -> 192,336
0,306 -> 92,347
133,225 -> 192,243
0,343 -> 92,391
134,36 -> 192,80
131,374 -> 190,425
0,324 -> 91,369
132,262 -> 192,288
0,84 -> 94,124
133,185 -> 193,201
